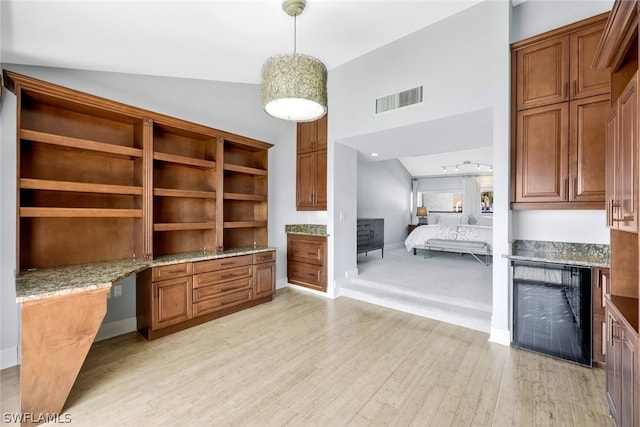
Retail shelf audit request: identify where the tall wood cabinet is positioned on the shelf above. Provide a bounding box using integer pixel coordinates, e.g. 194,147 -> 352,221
511,14 -> 610,210
5,70 -> 272,272
296,114 -> 327,211
594,1 -> 640,425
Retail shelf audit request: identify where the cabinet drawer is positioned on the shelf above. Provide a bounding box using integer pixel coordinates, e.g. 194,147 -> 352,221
152,262 -> 193,282
194,266 -> 252,288
288,240 -> 325,264
288,261 -> 323,289
193,277 -> 252,303
193,289 -> 252,317
254,250 -> 276,264
193,254 -> 253,274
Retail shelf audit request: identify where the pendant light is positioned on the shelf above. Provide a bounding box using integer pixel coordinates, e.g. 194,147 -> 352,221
261,0 -> 327,122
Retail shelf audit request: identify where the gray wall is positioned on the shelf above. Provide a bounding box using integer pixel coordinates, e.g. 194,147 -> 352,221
357,159 -> 412,248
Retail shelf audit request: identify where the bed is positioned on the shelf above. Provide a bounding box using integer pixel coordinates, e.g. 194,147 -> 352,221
404,217 -> 493,265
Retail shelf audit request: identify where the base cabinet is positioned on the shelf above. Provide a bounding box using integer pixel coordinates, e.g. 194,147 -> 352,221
137,251 -> 275,339
153,276 -> 193,329
287,234 -> 327,292
606,300 -> 639,427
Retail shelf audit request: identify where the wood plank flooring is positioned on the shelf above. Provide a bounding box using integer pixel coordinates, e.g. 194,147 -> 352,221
1,288 -> 613,426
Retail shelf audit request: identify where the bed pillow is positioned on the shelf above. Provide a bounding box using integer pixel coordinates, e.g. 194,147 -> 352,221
439,215 -> 462,225
476,216 -> 493,227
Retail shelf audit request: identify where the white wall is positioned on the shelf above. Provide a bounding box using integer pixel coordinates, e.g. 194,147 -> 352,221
330,1 -> 512,344
0,64 -> 320,367
357,159 -> 412,248
511,0 -> 614,43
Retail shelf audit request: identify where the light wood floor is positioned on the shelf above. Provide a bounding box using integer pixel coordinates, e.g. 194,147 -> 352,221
1,288 -> 613,426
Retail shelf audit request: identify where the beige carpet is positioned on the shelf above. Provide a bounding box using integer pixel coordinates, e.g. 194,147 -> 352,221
340,246 -> 493,333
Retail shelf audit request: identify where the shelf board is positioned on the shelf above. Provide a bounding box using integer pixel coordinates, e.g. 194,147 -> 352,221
223,221 -> 268,229
154,188 -> 216,199
154,152 -> 216,169
224,164 -> 267,176
223,192 -> 266,201
20,178 -> 143,196
21,129 -> 143,158
20,207 -> 143,218
153,222 -> 216,231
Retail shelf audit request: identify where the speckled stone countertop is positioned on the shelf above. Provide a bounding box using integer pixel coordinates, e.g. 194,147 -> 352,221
507,240 -> 610,268
285,224 -> 328,236
16,247 -> 275,302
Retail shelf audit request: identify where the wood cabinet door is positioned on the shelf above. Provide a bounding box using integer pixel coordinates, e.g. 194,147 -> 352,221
296,152 -> 316,209
605,309 -> 621,424
314,150 -> 327,210
516,35 -> 569,110
570,22 -> 611,100
620,327 -> 638,427
315,114 -> 328,150
617,74 -> 638,232
297,121 -> 316,154
606,106 -> 619,228
253,262 -> 275,299
152,276 -> 193,330
569,95 -> 609,202
515,103 -> 569,202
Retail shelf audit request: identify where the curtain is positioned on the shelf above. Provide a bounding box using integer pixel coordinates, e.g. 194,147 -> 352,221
463,176 -> 481,220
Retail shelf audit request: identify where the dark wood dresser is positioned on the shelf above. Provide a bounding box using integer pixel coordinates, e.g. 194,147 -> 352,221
357,218 -> 384,257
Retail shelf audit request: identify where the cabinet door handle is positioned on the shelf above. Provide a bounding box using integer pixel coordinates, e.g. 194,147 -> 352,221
563,178 -> 568,199
573,177 -> 578,199
564,82 -> 569,99
573,80 -> 577,97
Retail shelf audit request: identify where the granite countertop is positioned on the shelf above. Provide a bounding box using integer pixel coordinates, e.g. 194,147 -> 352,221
16,246 -> 275,302
507,240 -> 610,268
285,224 -> 328,236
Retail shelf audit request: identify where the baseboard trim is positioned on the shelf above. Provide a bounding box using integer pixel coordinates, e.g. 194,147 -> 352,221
95,317 -> 137,342
276,278 -> 289,290
1,346 -> 19,369
489,327 -> 510,346
286,282 -> 334,299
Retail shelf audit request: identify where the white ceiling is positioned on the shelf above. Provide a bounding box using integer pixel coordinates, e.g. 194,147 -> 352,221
1,0 -> 500,178
1,0 -> 484,85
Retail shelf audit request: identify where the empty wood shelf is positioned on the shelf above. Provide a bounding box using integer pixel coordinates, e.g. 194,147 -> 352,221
223,192 -> 266,201
224,221 -> 268,228
223,164 -> 267,176
153,222 -> 216,232
20,207 -> 143,218
154,188 -> 216,199
153,151 -> 216,169
21,129 -> 143,159
20,178 -> 143,195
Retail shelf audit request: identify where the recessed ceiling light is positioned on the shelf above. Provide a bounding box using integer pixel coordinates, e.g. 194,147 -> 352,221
371,153 -> 379,157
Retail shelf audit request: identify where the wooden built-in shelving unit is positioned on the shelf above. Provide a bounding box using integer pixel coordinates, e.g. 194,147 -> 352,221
5,70 -> 272,272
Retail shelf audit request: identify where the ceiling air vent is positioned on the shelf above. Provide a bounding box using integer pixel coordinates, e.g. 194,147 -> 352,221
375,86 -> 423,114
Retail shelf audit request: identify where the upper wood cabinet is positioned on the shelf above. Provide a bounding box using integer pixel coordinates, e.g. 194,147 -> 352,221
569,94 -> 610,202
296,114 -> 327,211
571,22 -> 613,100
608,72 -> 639,232
515,103 -> 569,203
515,19 -> 610,111
515,35 -> 570,110
511,14 -> 610,210
5,70 -> 272,272
297,114 -> 327,154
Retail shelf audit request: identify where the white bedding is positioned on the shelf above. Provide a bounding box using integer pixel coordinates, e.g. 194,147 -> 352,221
404,224 -> 493,252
